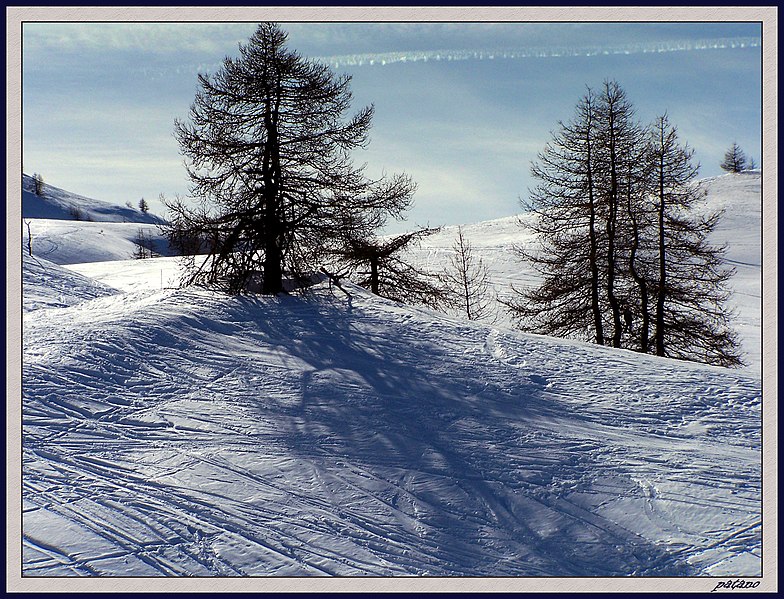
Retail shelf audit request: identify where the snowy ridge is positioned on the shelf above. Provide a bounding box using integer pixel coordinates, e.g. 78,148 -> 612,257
21,253 -> 118,312
23,262 -> 761,577
22,219 -> 173,266
22,173 -> 166,225
22,173 -> 173,265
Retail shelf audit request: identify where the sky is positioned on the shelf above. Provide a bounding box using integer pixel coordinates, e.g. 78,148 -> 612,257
20,17 -> 764,233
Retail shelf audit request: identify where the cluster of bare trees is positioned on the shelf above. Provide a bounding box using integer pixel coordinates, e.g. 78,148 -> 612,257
506,80 -> 742,367
132,228 -> 158,259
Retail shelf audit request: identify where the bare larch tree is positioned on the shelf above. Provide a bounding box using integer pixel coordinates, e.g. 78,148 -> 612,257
647,116 -> 742,366
163,23 -> 415,295
444,226 -> 495,321
506,87 -> 608,343
332,226 -> 448,309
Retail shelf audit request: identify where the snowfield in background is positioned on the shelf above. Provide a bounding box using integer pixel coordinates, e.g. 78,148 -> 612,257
22,219 -> 173,266
22,173 -> 166,226
20,172 -> 763,578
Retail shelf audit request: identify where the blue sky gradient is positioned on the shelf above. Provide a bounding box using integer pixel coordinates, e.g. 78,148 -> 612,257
22,21 -> 763,231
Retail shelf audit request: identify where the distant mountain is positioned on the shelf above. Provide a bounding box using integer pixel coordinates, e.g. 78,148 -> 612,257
22,173 -> 167,225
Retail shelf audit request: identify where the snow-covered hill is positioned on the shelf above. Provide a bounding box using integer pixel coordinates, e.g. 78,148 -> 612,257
22,253 -> 118,312
22,219 -> 174,265
54,173 -> 761,371
22,254 -> 761,578
22,174 -> 172,265
22,173 -> 166,225
18,172 -> 764,581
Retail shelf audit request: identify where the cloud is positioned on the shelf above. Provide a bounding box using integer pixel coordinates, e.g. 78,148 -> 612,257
23,23 -> 257,55
314,36 -> 761,68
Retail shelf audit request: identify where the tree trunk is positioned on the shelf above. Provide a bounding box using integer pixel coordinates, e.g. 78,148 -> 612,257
261,100 -> 284,295
655,156 -> 666,356
628,206 -> 649,352
585,117 -> 604,346
262,233 -> 284,294
605,109 -> 623,348
370,255 -> 379,295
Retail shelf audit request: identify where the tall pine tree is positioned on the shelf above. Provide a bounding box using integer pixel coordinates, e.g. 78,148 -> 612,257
507,87 -> 607,343
647,116 -> 742,366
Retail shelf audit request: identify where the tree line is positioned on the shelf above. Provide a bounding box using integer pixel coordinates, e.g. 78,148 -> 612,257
506,80 -> 742,367
163,23 -> 744,368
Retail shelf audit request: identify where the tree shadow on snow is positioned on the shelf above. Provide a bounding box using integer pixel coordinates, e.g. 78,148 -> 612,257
204,291 -> 696,578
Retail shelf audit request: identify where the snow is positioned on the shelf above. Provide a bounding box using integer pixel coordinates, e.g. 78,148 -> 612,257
21,253 -> 118,312
22,219 -> 174,265
22,173 -> 166,225
17,173 -> 765,583
21,173 -> 172,265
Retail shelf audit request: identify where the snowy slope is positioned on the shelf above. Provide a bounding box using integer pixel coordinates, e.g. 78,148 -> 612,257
22,173 -> 172,265
695,172 -> 762,372
21,253 -> 118,312
23,172 -> 761,371
407,172 -> 762,373
22,219 -> 173,265
22,173 -> 166,225
22,256 -> 761,578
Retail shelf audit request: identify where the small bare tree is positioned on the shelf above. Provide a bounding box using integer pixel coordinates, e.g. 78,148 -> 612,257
334,227 -> 448,309
444,227 -> 495,321
720,143 -> 748,173
132,228 -> 157,259
24,220 -> 33,256
68,205 -> 85,221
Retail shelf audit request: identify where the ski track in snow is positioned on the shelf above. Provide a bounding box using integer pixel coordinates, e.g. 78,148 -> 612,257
22,262 -> 761,577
